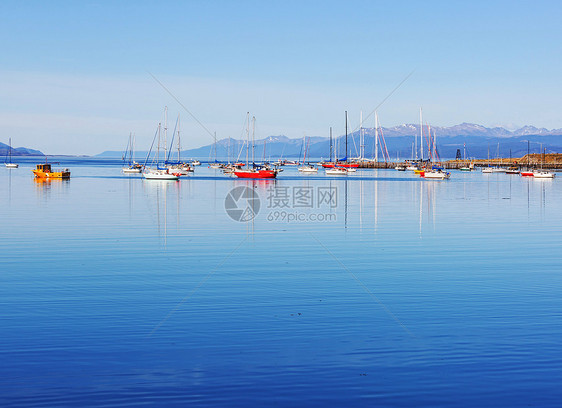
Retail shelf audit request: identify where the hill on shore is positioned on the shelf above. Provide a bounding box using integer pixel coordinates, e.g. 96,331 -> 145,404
0,142 -> 44,156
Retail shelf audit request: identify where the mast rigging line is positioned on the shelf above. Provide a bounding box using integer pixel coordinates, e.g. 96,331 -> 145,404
166,115 -> 179,163
148,71 -> 216,140
352,69 -> 416,135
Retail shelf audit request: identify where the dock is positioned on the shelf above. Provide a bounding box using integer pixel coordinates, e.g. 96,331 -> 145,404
355,153 -> 562,170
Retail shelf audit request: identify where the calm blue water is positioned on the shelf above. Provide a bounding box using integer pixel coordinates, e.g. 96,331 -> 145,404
2,158 -> 562,407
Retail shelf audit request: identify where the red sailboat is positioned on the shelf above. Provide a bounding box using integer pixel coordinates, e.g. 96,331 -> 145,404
234,167 -> 278,179
234,114 -> 279,179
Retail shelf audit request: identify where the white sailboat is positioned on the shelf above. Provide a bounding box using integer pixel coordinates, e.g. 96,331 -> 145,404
143,107 -> 179,180
165,114 -> 193,175
122,132 -> 142,173
490,143 -> 506,172
298,135 -> 317,173
325,167 -> 348,175
4,138 -> 18,168
422,169 -> 450,179
209,132 -> 222,168
421,125 -> 450,180
482,145 -> 493,173
533,145 -> 555,178
533,171 -> 555,178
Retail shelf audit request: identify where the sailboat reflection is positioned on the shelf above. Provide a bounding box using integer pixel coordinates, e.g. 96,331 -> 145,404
142,179 -> 181,245
417,178 -> 439,235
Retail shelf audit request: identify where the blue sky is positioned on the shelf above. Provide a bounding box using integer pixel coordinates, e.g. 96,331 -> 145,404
1,0 -> 561,154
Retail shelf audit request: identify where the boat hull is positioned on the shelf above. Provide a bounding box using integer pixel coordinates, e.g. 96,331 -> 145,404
299,167 -> 318,173
5,163 -> 18,168
533,172 -> 555,178
325,169 -> 348,175
234,169 -> 277,179
32,170 -> 70,179
122,167 -> 142,173
142,170 -> 179,180
422,171 -> 450,180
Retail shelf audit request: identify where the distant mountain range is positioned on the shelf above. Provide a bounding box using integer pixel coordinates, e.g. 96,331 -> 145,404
97,122 -> 561,160
0,142 -> 44,156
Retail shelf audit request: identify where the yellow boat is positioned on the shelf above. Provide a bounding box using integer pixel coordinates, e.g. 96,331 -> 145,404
32,163 -> 71,179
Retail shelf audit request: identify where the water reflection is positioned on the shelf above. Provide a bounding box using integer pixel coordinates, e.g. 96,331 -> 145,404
142,180 -> 181,246
33,177 -> 70,199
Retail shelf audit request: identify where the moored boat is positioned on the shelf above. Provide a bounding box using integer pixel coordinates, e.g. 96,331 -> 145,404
459,162 -> 474,171
337,162 -> 359,168
4,138 -> 18,168
32,163 -> 70,179
533,171 -> 555,179
234,166 -> 278,179
297,135 -> 317,173
422,169 -> 450,180
142,106 -> 180,181
122,133 -> 142,173
505,166 -> 520,174
234,114 -> 279,179
298,165 -> 318,173
123,165 -> 142,174
143,168 -> 180,180
325,167 -> 348,176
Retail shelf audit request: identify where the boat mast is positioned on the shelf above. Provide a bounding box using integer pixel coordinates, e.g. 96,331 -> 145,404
329,127 -> 333,162
527,140 -> 530,169
345,111 -> 348,162
427,124 -> 432,161
419,107 -> 423,162
433,128 -> 437,162
303,135 -> 307,164
246,112 -> 249,167
227,133 -> 231,164
164,106 -> 168,166
157,122 -> 161,167
360,110 -> 364,160
375,112 -> 379,163
252,116 -> 256,166
177,114 -> 181,163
